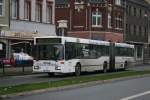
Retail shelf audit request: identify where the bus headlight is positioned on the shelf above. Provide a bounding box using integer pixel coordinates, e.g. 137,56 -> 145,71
34,66 -> 40,69
55,65 -> 61,70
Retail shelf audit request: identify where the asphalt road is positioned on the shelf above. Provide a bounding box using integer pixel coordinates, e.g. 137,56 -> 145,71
5,76 -> 150,100
0,65 -> 150,87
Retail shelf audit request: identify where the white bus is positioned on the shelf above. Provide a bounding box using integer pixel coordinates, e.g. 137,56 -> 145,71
33,36 -> 134,76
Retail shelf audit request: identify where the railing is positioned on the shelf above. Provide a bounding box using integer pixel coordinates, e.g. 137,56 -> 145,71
0,58 -> 33,76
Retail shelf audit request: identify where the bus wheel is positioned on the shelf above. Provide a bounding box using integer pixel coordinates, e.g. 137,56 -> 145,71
124,62 -> 128,70
48,73 -> 54,76
103,62 -> 107,73
75,63 -> 81,76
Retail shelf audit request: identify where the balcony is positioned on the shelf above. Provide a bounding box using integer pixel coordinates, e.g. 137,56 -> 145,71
10,19 -> 56,37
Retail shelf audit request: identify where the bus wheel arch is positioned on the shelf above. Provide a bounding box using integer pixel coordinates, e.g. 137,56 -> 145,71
75,63 -> 81,76
124,61 -> 128,70
103,61 -> 108,73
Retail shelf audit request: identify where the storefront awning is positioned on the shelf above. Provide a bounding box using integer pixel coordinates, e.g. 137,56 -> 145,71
0,24 -> 8,27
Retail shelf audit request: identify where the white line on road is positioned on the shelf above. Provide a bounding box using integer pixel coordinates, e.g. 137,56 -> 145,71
120,91 -> 150,100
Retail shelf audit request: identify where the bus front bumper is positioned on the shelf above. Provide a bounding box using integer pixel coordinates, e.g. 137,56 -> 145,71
33,65 -> 74,74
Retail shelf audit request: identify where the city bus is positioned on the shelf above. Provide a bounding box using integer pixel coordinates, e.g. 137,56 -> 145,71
33,36 -> 134,76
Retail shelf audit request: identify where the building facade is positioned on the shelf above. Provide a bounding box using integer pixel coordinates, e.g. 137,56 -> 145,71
145,0 -> 150,64
125,0 -> 150,64
55,0 -> 125,42
0,0 -> 10,31
0,0 -> 10,58
9,0 -> 56,37
0,0 -> 56,59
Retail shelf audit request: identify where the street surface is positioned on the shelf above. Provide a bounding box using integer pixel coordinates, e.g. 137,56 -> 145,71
0,74 -> 63,86
5,76 -> 150,100
0,65 -> 150,86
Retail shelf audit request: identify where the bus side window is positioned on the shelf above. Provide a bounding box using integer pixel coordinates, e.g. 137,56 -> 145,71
89,45 -> 97,59
65,42 -> 76,60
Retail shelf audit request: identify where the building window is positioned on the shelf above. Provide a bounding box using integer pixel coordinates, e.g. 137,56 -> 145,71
131,25 -> 134,35
24,0 -> 31,20
35,0 -> 43,22
12,0 -> 19,19
108,13 -> 111,28
139,26 -> 141,36
115,14 -> 122,30
126,5 -> 128,15
128,24 -> 131,34
128,5 -> 131,16
46,1 -> 52,23
136,45 -> 143,58
139,9 -> 142,17
133,25 -> 136,35
144,27 -> 147,36
92,10 -> 102,27
134,7 -> 136,16
115,0 -> 121,6
0,0 -> 4,16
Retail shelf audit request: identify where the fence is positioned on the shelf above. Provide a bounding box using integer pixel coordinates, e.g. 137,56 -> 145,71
0,60 -> 33,76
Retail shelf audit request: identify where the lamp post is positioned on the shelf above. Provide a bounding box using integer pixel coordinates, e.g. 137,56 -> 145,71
57,20 -> 68,36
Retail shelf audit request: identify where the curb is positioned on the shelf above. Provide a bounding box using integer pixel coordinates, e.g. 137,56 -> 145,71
1,74 -> 150,99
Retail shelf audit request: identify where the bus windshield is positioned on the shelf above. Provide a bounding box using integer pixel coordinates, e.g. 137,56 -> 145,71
37,44 -> 64,60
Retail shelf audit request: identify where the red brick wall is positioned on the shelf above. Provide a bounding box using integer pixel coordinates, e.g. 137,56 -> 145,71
105,32 -> 123,42
55,8 -> 70,29
55,0 -> 124,42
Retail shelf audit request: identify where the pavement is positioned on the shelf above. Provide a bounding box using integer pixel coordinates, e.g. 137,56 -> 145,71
0,74 -> 64,86
4,75 -> 150,100
0,64 -> 150,87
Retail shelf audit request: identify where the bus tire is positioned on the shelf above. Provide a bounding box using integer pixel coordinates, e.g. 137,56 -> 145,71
48,72 -> 54,76
103,62 -> 107,73
75,63 -> 81,76
124,61 -> 128,70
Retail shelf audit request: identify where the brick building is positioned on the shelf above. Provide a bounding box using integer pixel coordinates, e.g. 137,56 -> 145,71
55,0 -> 125,42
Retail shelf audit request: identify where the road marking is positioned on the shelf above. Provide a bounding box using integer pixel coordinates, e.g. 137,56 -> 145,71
120,91 -> 150,100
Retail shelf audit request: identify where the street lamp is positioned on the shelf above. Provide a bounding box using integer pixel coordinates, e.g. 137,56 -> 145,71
57,20 -> 68,36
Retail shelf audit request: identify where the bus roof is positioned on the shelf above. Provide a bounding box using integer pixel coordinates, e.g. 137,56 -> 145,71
34,36 -> 110,46
34,36 -> 134,48
115,43 -> 134,48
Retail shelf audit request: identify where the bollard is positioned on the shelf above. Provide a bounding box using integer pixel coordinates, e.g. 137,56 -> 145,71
2,62 -> 5,75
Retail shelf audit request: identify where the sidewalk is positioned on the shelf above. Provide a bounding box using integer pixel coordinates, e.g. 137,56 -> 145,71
0,66 -> 32,76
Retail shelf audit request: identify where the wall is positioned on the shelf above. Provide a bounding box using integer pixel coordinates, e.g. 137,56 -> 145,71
0,0 -> 10,30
